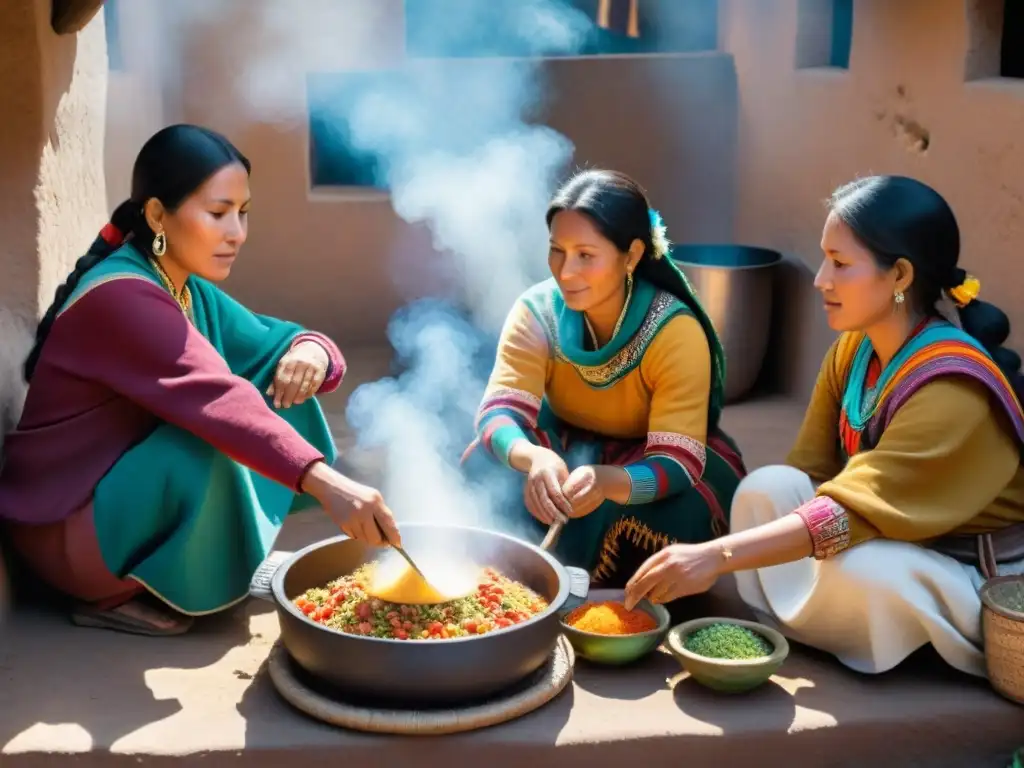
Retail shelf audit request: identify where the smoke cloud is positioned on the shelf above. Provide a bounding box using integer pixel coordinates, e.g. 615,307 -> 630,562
338,2 -> 592,533
160,0 -> 596,534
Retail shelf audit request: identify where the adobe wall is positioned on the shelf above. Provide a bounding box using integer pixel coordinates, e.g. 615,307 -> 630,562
0,0 -> 108,438
104,0 -> 738,348
723,0 -> 1024,396
28,0 -> 1024,405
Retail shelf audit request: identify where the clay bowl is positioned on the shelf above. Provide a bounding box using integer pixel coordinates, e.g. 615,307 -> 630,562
558,588 -> 671,666
666,616 -> 789,693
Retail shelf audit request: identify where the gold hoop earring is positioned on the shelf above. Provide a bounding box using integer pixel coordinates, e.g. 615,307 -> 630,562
152,231 -> 167,257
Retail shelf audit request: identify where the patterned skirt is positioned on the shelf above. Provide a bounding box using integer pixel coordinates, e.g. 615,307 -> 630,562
462,407 -> 747,587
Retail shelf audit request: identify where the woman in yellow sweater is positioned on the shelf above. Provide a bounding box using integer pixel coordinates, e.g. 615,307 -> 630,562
463,170 -> 746,584
624,175 -> 1024,676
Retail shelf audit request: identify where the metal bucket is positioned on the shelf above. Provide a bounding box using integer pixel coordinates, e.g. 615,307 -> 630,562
672,245 -> 782,403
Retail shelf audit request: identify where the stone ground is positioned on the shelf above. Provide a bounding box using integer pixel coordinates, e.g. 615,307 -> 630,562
0,349 -> 1021,767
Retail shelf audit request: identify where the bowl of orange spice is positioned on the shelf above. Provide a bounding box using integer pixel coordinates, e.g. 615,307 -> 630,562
559,588 -> 671,665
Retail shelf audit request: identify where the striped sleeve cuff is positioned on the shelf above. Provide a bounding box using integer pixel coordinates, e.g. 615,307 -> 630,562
474,387 -> 542,466
622,456 -> 691,505
646,431 -> 706,482
619,431 -> 707,505
474,387 -> 541,431
479,415 -> 529,466
624,462 -> 660,505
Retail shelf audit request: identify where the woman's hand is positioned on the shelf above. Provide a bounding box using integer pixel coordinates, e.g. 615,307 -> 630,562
623,542 -> 723,610
301,462 -> 401,547
561,465 -> 606,518
268,341 -> 330,409
524,447 -> 573,525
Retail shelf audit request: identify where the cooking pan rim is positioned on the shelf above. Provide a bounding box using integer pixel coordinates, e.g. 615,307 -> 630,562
272,522 -> 572,645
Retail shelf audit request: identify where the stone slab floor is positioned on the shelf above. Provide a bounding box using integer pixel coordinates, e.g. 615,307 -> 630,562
0,348 -> 1020,767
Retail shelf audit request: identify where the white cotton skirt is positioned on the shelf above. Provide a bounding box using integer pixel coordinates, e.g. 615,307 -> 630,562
730,465 -> 1024,678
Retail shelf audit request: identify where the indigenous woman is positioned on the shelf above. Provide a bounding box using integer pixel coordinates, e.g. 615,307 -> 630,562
464,169 -> 746,584
624,175 -> 1024,677
0,125 -> 401,636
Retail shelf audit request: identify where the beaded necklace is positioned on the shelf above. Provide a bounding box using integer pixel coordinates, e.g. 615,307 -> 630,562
584,277 -> 634,350
151,257 -> 193,319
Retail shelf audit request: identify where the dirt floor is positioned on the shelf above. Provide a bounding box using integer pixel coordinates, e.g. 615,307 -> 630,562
1,364 -> 1021,767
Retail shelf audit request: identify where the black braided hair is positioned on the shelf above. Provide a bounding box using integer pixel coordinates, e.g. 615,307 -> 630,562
24,124 -> 250,382
829,174 -> 1024,401
546,168 -> 728,431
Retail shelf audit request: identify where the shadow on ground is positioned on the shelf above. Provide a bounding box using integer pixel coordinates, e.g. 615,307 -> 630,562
0,601 -> 257,753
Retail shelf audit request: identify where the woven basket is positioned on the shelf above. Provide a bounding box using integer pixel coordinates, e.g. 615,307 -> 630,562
980,575 -> 1024,705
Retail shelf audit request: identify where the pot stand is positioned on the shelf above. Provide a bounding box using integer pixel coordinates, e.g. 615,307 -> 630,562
266,635 -> 575,735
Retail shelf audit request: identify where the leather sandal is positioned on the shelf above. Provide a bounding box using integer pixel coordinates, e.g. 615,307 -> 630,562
71,595 -> 193,637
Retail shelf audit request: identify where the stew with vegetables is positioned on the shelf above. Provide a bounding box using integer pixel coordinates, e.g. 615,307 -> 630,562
293,564 -> 549,640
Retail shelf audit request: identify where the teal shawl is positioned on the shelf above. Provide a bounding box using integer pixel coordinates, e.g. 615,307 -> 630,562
523,272 -> 725,430
64,243 -> 337,614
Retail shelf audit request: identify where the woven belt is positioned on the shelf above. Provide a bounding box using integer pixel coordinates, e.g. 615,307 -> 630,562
930,523 -> 1024,580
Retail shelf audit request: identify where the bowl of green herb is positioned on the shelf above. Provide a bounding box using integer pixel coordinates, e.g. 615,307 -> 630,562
666,617 -> 789,693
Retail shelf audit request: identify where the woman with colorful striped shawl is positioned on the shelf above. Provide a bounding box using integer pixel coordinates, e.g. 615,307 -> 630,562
624,175 -> 1024,677
463,170 -> 746,586
0,125 -> 401,636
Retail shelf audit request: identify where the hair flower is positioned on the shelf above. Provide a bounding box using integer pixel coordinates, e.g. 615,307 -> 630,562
949,275 -> 981,308
648,208 -> 671,260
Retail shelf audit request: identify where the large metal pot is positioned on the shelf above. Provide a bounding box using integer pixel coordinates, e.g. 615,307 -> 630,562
250,523 -> 589,705
673,245 -> 782,403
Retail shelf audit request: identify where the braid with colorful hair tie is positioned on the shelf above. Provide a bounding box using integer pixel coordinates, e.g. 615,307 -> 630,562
948,273 -> 981,308
23,200 -> 137,381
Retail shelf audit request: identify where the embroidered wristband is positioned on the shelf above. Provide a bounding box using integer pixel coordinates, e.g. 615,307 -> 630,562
794,495 -> 851,559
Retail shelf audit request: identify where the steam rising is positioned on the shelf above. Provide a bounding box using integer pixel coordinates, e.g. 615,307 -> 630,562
164,0 -> 595,537
346,301 -> 495,529
333,2 -> 592,533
